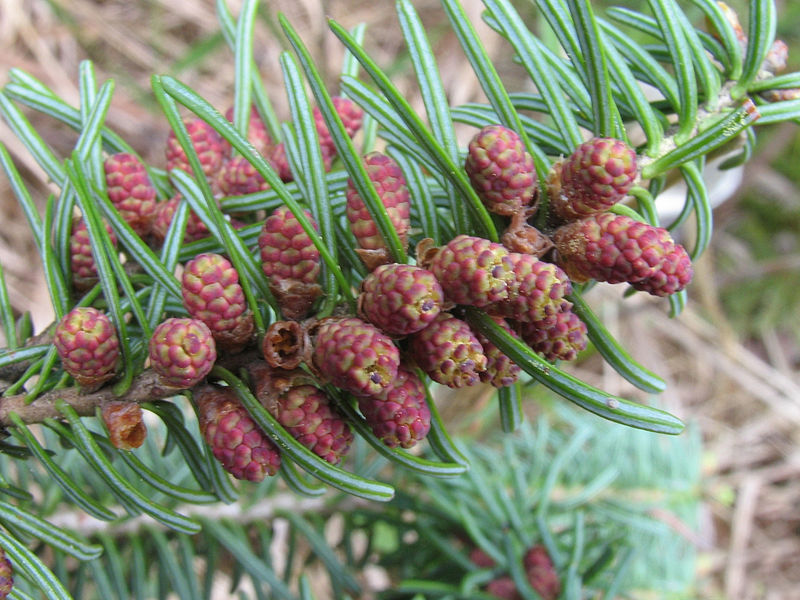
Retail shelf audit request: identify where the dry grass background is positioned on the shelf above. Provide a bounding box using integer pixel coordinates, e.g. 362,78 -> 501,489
0,1 -> 799,598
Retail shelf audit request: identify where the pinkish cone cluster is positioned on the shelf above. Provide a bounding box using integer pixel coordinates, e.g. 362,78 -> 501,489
224,105 -> 272,156
151,98 -> 363,265
258,205 -> 322,319
314,96 -> 364,168
421,235 -> 514,308
453,129 -> 677,369
475,316 -> 522,388
549,137 -> 638,221
148,317 -> 217,388
470,544 -> 560,600
358,363 -> 431,448
312,317 -> 400,397
493,252 -> 573,326
341,233 -> 581,389
345,151 -> 410,270
465,124 -> 537,216
404,232 -> 586,384
518,309 -> 588,362
0,547 -> 11,600
358,263 -> 443,336
553,212 -> 693,296
269,382 -> 353,465
216,155 -> 269,197
151,195 -> 210,244
409,313 -> 487,388
195,384 -> 281,482
104,152 -> 157,236
54,307 -> 120,388
94,109 -> 689,479
182,253 -> 254,352
166,117 -> 228,180
69,217 -> 118,292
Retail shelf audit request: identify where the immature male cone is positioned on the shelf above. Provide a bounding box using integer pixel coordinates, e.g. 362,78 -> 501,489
69,218 -> 118,292
474,316 -> 522,388
552,212 -> 693,296
251,364 -> 353,466
182,253 -> 254,352
358,263 -> 444,336
345,151 -> 410,270
224,105 -> 272,156
357,362 -> 431,449
195,384 -> 281,482
166,117 -> 228,179
420,235 -> 514,308
524,545 -> 561,600
104,152 -> 157,236
549,137 -> 638,221
492,252 -> 573,326
312,317 -> 400,397
151,195 -> 210,244
409,313 -> 487,388
148,318 -> 217,389
216,156 -> 269,197
519,309 -> 588,362
258,205 -> 322,320
465,124 -> 537,216
314,95 -> 365,166
54,306 -> 120,389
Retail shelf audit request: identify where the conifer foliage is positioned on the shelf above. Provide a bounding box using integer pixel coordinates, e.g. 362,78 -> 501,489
0,0 -> 797,597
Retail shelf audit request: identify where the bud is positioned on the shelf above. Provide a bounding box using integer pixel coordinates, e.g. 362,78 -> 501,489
102,401 -> 147,450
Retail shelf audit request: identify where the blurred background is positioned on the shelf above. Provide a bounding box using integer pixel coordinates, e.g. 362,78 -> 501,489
0,0 -> 798,598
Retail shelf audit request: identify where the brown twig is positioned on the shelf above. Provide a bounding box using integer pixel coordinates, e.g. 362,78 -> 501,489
0,350 -> 262,427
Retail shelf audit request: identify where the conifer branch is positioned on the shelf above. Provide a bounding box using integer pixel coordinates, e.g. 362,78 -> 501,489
0,351 -> 260,426
0,1 -> 797,596
46,492 -> 361,538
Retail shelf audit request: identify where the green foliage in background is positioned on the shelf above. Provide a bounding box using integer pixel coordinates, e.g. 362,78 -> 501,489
0,401 -> 702,599
0,0 -> 797,597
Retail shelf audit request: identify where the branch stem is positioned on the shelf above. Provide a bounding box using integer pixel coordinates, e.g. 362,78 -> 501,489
0,351 -> 261,427
47,492 -> 366,538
